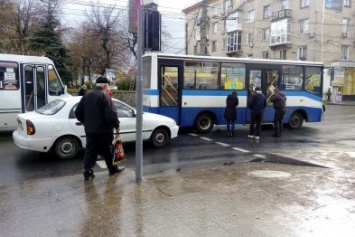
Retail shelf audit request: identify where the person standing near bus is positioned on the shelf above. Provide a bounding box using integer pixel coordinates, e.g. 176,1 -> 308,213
270,88 -> 286,137
78,85 -> 87,96
224,90 -> 239,137
247,87 -> 266,140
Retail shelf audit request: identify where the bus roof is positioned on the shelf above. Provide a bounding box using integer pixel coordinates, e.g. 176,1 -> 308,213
143,52 -> 324,67
0,53 -> 54,64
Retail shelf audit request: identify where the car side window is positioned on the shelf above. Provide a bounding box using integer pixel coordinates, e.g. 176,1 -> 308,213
113,101 -> 134,118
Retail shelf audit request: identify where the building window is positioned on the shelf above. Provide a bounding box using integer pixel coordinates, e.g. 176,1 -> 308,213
213,22 -> 218,33
341,45 -> 349,60
344,0 -> 351,7
270,19 -> 292,45
280,50 -> 287,59
298,46 -> 307,60
261,51 -> 269,59
343,18 -> 349,37
195,27 -> 201,41
227,31 -> 242,52
299,19 -> 309,34
300,0 -> 309,8
212,41 -> 217,52
248,32 -> 254,45
248,10 -> 255,23
223,0 -> 232,12
222,38 -> 227,50
194,45 -> 198,55
282,0 -> 289,10
262,28 -> 270,42
213,4 -> 218,15
263,5 -> 271,19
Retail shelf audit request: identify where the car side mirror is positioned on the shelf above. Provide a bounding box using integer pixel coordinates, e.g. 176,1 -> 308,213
131,109 -> 136,117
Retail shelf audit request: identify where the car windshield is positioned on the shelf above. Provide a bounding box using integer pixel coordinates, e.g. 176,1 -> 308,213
37,99 -> 66,115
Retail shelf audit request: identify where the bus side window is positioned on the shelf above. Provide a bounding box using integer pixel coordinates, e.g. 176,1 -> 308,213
47,65 -> 64,95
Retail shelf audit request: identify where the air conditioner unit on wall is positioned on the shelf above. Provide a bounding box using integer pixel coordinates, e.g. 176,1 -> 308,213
342,32 -> 349,38
308,32 -> 315,38
249,43 -> 254,48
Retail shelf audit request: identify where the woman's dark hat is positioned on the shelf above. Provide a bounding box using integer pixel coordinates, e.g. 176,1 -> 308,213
96,76 -> 109,83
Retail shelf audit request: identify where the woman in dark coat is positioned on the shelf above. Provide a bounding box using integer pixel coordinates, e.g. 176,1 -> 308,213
224,90 -> 239,137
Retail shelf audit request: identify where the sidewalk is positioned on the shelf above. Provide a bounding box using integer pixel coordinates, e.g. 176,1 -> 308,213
1,151 -> 355,237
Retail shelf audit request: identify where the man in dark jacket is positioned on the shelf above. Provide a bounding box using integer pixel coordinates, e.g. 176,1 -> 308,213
270,88 -> 286,137
224,90 -> 239,137
247,87 -> 266,140
75,76 -> 124,180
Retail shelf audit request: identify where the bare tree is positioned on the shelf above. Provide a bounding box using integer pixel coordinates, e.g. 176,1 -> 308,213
0,0 -> 42,54
81,1 -> 131,75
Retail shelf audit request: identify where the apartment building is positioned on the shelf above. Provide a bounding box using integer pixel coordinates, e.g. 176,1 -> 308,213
182,0 -> 355,101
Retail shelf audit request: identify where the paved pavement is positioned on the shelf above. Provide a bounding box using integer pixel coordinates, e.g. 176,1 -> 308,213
1,150 -> 355,237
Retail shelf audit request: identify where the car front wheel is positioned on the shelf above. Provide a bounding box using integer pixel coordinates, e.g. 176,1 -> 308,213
53,136 -> 80,159
150,128 -> 170,148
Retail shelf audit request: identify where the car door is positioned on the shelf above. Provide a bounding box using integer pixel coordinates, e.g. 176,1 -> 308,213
112,100 -> 139,142
68,103 -> 86,146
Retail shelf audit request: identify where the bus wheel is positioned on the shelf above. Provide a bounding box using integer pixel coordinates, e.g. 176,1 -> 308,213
288,112 -> 304,129
53,136 -> 80,159
150,128 -> 170,148
195,113 -> 214,133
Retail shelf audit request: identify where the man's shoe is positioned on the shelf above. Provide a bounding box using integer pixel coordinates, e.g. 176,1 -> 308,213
83,170 -> 95,180
109,166 -> 125,175
254,136 -> 260,140
248,135 -> 254,138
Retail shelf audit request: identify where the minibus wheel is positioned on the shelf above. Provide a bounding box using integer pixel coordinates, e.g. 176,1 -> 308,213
53,136 -> 80,159
288,111 -> 304,129
195,113 -> 214,133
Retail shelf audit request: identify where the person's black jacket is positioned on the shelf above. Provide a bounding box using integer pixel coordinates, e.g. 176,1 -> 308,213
75,86 -> 119,134
270,89 -> 286,110
248,92 -> 266,111
224,92 -> 239,121
78,88 -> 87,96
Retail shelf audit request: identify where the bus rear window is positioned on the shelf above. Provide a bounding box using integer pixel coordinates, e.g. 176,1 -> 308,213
0,61 -> 19,90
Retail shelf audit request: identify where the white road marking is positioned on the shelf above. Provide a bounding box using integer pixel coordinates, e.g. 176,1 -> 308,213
215,142 -> 230,147
232,147 -> 251,153
253,154 -> 267,158
188,133 -> 199,136
200,137 -> 213,141
96,160 -> 107,168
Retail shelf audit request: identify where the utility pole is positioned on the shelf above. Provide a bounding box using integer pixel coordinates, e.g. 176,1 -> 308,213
200,0 -> 208,55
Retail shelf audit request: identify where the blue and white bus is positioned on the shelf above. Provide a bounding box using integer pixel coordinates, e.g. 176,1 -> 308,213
142,53 -> 324,133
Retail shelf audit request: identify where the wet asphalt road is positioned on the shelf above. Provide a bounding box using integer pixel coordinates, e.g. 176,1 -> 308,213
0,104 -> 354,184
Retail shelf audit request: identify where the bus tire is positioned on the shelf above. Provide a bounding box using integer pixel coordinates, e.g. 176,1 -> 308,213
195,113 -> 214,133
150,127 -> 170,148
53,136 -> 80,159
288,111 -> 304,129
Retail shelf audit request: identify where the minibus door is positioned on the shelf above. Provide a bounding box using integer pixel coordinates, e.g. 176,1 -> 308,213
246,68 -> 279,124
22,64 -> 47,112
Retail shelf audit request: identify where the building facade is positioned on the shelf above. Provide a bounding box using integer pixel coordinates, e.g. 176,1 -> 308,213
183,0 -> 355,101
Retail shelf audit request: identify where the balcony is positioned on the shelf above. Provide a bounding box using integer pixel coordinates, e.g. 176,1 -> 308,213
271,9 -> 292,22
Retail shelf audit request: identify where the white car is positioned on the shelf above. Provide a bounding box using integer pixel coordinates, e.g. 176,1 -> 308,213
13,96 -> 179,159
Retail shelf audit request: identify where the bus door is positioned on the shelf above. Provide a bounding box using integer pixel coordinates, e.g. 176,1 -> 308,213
22,64 -> 47,112
157,60 -> 183,125
246,68 -> 279,123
